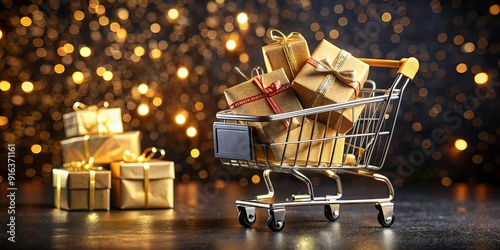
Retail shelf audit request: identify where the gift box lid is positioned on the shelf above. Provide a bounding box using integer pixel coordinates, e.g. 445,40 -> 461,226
52,169 -> 111,189
110,160 -> 175,180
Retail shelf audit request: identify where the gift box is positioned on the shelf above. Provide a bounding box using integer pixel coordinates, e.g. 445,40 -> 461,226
224,67 -> 304,143
60,131 -> 141,164
52,168 -> 111,210
255,117 -> 345,166
292,39 -> 370,133
110,160 -> 175,209
63,103 -> 123,138
262,29 -> 311,81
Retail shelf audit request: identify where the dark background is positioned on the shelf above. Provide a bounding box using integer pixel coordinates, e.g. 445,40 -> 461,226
0,0 -> 499,188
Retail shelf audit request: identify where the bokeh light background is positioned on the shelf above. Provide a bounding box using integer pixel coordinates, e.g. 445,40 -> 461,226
0,0 -> 499,188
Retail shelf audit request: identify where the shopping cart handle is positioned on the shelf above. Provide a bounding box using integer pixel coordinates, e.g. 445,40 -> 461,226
359,57 -> 419,80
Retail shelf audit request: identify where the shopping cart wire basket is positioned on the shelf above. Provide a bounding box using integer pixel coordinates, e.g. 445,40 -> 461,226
213,57 -> 419,231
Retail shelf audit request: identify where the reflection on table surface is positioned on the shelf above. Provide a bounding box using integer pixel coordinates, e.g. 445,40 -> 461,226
1,180 -> 499,249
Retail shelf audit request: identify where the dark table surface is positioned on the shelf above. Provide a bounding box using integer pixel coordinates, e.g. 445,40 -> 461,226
1,173 -> 499,250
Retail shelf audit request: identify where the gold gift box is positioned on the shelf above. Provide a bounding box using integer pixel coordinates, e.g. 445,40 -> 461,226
110,160 -> 175,209
293,39 -> 370,133
255,117 -> 345,166
63,108 -> 124,138
52,169 -> 111,211
60,131 -> 141,164
224,68 -> 305,143
262,30 -> 311,81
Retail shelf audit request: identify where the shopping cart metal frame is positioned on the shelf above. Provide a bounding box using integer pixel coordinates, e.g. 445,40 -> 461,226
213,58 -> 419,231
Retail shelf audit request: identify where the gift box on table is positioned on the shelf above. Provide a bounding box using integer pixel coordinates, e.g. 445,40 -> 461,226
63,102 -> 124,138
262,29 -> 311,81
255,117 -> 346,166
110,159 -> 175,209
292,39 -> 370,133
60,131 -> 141,164
52,168 -> 111,210
224,67 -> 305,145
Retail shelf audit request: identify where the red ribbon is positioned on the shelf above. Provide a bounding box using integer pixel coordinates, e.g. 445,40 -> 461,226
229,77 -> 292,127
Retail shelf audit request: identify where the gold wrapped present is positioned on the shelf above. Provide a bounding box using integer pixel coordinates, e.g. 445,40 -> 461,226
60,131 -> 141,164
262,29 -> 311,81
293,39 -> 370,133
255,117 -> 345,166
110,148 -> 174,209
224,67 -> 304,143
63,102 -> 124,138
52,168 -> 111,210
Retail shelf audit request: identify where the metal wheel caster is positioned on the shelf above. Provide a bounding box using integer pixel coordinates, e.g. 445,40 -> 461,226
375,203 -> 395,227
324,204 -> 340,221
237,206 -> 256,227
267,208 -> 286,231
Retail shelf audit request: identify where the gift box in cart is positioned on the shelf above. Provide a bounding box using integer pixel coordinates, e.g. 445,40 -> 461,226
213,57 -> 419,231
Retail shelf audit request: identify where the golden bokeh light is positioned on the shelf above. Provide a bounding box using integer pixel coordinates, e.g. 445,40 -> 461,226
456,63 -> 467,73
226,39 -> 237,51
138,83 -> 149,94
490,4 -> 500,15
150,23 -> 161,33
79,46 -> 92,57
0,80 -> 11,91
186,127 -> 197,137
167,9 -> 179,20
72,71 -> 84,84
54,64 -> 65,74
381,12 -> 392,22
177,67 -> 189,79
102,71 -> 113,81
21,81 -> 34,93
150,48 -> 162,59
474,72 -> 488,84
0,116 -> 8,126
96,66 -> 106,76
175,113 -> 187,125
137,103 -> 150,116
0,30 -> 3,40
251,175 -> 260,184
20,16 -> 32,27
74,10 -> 85,21
134,46 -> 145,56
31,144 -> 42,154
190,148 -> 200,158
455,139 -> 467,151
441,177 -> 452,186
237,12 -> 248,24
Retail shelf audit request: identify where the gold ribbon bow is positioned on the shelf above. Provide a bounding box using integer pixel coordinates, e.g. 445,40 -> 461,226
55,158 -> 102,210
122,147 -> 165,208
270,29 -> 303,77
307,50 -> 360,108
73,101 -> 112,134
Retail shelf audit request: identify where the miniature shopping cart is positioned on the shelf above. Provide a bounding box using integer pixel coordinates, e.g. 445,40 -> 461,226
213,58 -> 419,231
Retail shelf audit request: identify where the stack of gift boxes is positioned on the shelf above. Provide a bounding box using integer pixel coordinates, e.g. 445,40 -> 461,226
224,30 -> 370,166
52,102 -> 175,210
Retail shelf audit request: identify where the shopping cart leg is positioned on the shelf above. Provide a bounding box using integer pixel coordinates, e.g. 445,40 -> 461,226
237,205 -> 256,227
267,207 -> 286,232
256,169 -> 274,200
290,169 -> 315,202
375,202 -> 395,227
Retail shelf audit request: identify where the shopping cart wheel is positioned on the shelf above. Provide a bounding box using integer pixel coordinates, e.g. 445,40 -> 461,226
375,203 -> 395,227
237,206 -> 256,227
267,208 -> 286,232
324,204 -> 340,221
377,212 -> 395,227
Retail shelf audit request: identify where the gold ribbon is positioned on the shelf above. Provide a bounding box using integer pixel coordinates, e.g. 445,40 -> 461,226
55,161 -> 102,210
72,101 -> 111,134
307,50 -> 360,108
270,29 -> 303,77
122,147 -> 165,208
